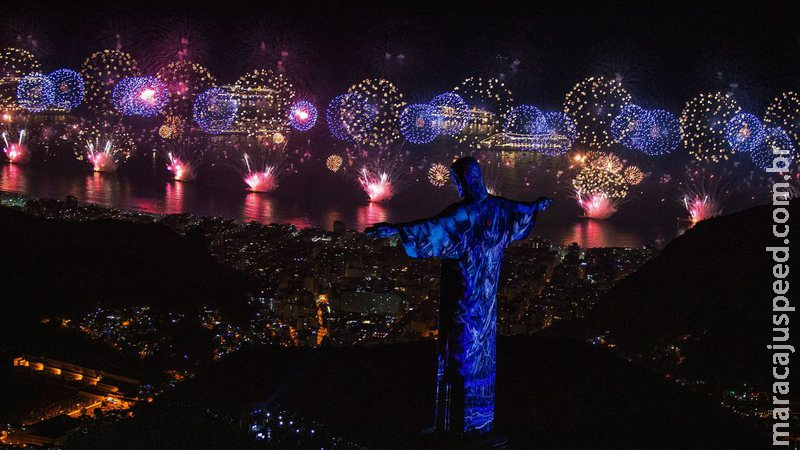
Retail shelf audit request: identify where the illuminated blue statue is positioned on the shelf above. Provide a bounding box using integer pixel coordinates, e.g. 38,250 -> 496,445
366,157 -> 552,436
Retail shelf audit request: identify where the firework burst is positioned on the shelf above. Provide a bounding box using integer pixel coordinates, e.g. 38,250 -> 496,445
233,69 -> 296,135
358,168 -> 394,202
564,76 -> 632,149
80,50 -> 140,116
344,78 -> 406,147
571,150 -> 638,219
428,162 -> 450,187
164,138 -> 206,182
0,47 -> 41,111
233,137 -> 290,193
85,137 -> 123,172
340,144 -> 411,202
234,20 -> 315,89
243,154 -> 278,192
2,127 -> 28,163
623,165 -> 645,185
453,77 -> 514,148
143,18 -> 210,73
680,92 -> 741,162
76,124 -> 136,172
156,60 -> 216,117
326,154 -> 343,172
678,165 -> 728,224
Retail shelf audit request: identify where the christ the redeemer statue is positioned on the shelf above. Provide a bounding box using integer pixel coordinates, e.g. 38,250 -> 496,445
365,156 -> 552,437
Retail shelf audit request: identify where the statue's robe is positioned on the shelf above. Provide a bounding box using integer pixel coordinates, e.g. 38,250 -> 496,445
396,195 -> 538,434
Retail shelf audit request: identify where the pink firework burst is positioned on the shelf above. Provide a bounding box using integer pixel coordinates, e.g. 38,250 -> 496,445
243,153 -> 279,193
167,153 -> 198,182
164,139 -> 205,182
86,138 -> 120,172
682,195 -> 722,224
358,168 -> 394,203
576,193 -> 621,219
2,129 -> 29,164
342,143 -> 411,203
678,163 -> 728,224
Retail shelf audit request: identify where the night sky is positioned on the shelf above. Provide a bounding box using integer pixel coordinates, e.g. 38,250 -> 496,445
4,0 -> 799,113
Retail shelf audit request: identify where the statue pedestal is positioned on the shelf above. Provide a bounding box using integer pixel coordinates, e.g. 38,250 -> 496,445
461,433 -> 509,449
419,429 -> 509,449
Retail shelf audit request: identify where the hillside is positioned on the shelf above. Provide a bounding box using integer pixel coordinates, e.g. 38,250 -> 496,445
0,206 -> 251,350
557,199 -> 799,390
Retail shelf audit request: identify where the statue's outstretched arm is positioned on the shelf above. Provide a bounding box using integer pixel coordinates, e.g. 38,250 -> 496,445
364,203 -> 465,239
519,196 -> 554,215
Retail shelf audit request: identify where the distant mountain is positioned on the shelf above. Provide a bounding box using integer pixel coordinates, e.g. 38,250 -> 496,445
556,199 -> 799,390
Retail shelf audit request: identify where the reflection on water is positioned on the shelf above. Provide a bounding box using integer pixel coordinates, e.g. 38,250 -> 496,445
564,219 -> 641,249
0,163 -> 683,248
356,203 -> 388,228
1,164 -> 28,193
164,181 -> 186,215
243,192 -> 273,223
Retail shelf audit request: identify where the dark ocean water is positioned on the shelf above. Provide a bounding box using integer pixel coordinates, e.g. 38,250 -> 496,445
0,162 -> 688,248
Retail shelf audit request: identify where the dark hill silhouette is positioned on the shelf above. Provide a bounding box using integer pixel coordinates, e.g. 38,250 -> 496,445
0,206 -> 251,343
66,338 -> 764,449
553,199 -> 799,391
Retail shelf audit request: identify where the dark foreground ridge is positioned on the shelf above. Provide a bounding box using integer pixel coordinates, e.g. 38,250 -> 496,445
66,337 -> 763,449
557,198 -> 799,391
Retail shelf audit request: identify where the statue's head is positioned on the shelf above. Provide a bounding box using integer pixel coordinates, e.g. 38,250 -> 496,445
450,157 -> 489,201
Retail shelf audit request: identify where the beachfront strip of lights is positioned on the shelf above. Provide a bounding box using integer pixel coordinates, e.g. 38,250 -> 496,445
233,69 -> 295,135
751,127 -> 795,171
80,50 -> 140,115
764,91 -> 800,155
343,78 -> 406,147
0,47 -> 42,111
112,76 -> 168,117
428,162 -> 450,187
429,92 -> 470,136
156,60 -> 216,116
453,77 -> 513,148
725,112 -> 765,154
564,76 -> 632,149
193,87 -> 239,134
680,92 -> 741,162
48,69 -> 85,111
288,100 -> 317,131
398,103 -> 440,144
16,73 -> 54,113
